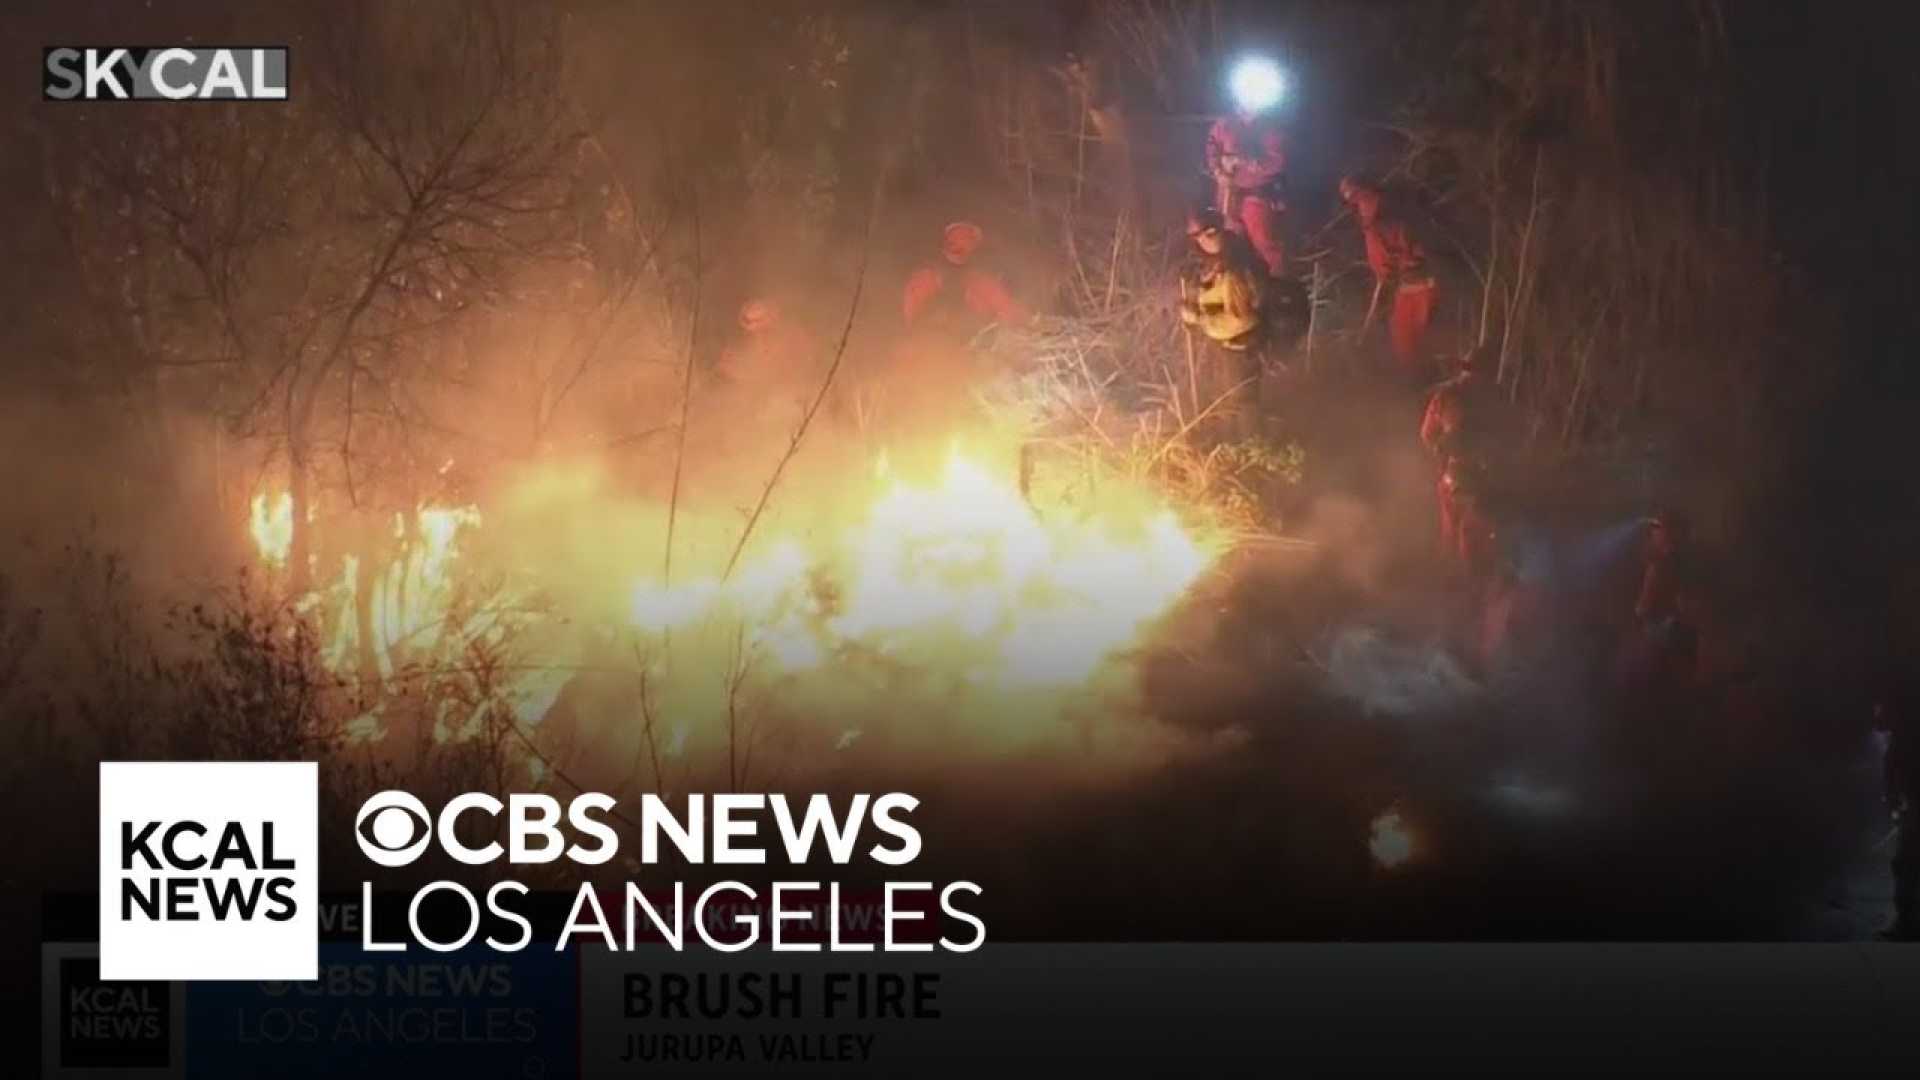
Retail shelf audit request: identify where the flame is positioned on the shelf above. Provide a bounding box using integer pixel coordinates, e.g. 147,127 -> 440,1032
622,444 -> 1216,690
249,497 -> 484,680
368,504 -> 482,675
249,492 -> 292,568
246,426 -> 1226,755
827,448 -> 1209,687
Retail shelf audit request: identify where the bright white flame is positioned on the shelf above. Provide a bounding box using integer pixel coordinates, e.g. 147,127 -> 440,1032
620,446 -> 1217,691
249,492 -> 292,568
1228,56 -> 1286,115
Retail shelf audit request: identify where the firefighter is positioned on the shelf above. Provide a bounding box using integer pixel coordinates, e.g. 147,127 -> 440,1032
1633,509 -> 1701,689
1340,175 -> 1436,378
1478,533 -> 1552,677
716,299 -> 810,385
714,297 -> 817,432
1420,350 -> 1481,461
1205,94 -> 1288,279
1878,684 -> 1920,939
1437,452 -> 1498,580
1423,349 -> 1497,568
1634,511 -> 1690,622
902,221 -> 1028,338
1178,208 -> 1266,442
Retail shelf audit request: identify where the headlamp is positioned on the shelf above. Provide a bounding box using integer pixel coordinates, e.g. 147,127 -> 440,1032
1228,55 -> 1286,115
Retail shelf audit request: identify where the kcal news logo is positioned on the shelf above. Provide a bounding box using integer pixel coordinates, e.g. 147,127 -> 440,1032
43,47 -> 288,101
99,762 -> 317,981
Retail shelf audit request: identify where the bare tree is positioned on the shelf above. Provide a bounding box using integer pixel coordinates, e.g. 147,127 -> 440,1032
47,0 -> 579,593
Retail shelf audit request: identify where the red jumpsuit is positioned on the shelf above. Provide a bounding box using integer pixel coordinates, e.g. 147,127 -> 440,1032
1423,374 -> 1487,565
1419,373 -> 1477,461
1628,524 -> 1701,690
1356,199 -> 1435,374
715,319 -> 817,433
1634,528 -> 1683,623
1437,467 -> 1463,562
1205,116 -> 1287,278
902,265 -> 1026,330
717,322 -> 812,386
1437,460 -> 1495,574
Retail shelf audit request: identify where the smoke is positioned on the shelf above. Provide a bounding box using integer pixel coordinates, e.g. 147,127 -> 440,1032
1559,517 -> 1650,589
1323,625 -> 1480,719
1484,774 -> 1577,818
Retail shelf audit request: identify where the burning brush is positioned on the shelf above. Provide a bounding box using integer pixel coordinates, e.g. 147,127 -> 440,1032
243,419 -> 1235,766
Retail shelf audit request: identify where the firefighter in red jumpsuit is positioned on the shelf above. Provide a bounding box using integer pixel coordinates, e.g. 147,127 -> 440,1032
714,298 -> 818,432
1205,110 -> 1288,279
902,221 -> 1028,336
1633,510 -> 1700,689
1340,176 -> 1436,377
1419,350 -> 1484,462
716,299 -> 811,385
1437,453 -> 1498,580
1421,350 -> 1493,570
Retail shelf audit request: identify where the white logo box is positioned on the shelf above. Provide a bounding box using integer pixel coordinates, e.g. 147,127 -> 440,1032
99,762 -> 318,982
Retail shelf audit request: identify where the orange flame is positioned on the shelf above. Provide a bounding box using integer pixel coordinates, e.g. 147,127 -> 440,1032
623,444 -> 1217,689
247,426 -> 1226,755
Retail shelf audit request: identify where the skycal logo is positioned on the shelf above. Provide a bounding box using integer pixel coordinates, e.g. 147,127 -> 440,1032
99,762 -> 317,980
43,47 -> 288,101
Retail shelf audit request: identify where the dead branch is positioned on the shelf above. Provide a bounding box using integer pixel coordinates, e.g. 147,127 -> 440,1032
661,192 -> 702,588
720,174 -> 883,582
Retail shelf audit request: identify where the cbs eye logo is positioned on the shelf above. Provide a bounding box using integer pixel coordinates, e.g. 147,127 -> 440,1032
355,791 -> 432,867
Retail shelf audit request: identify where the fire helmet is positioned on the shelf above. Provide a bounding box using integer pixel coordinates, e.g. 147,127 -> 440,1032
942,221 -> 984,264
739,299 -> 779,333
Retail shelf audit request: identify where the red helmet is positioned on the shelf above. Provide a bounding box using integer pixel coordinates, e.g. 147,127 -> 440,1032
942,221 -> 984,264
1340,175 -> 1382,223
739,298 -> 779,333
